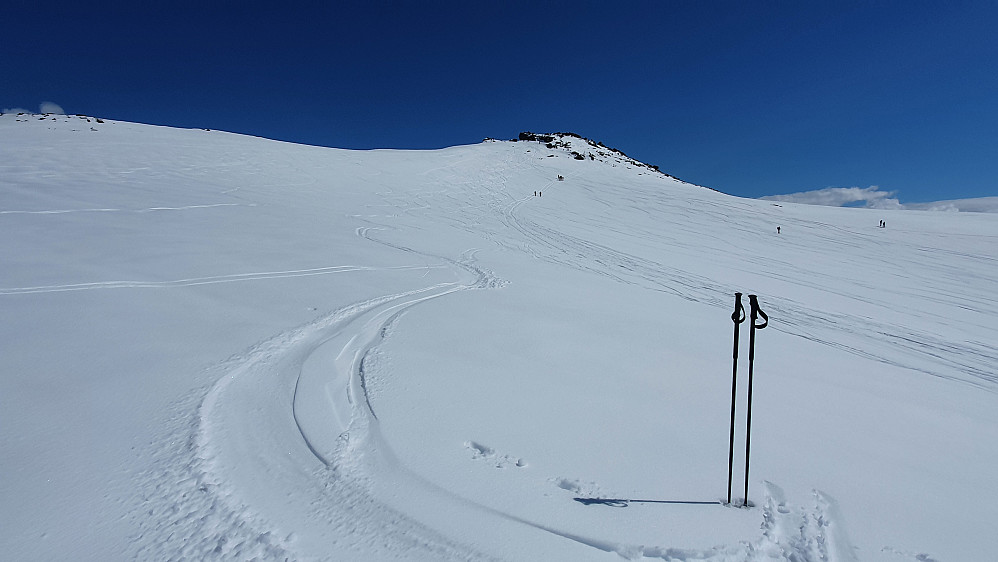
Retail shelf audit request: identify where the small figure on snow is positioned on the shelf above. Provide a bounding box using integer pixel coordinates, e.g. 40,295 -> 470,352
777,226 -> 781,234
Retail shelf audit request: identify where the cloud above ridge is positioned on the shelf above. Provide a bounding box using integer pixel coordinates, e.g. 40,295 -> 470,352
761,186 -> 998,213
2,102 -> 66,115
40,101 -> 65,114
761,186 -> 902,209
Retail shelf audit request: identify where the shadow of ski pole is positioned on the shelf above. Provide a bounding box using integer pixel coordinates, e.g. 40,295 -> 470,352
573,498 -> 720,507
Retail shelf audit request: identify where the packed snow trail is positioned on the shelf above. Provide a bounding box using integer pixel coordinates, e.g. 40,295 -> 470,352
128,292 -> 491,560
195,291 -> 484,560
186,232 -> 504,559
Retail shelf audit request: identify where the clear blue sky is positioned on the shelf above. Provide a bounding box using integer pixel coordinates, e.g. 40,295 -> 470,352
4,1 -> 997,203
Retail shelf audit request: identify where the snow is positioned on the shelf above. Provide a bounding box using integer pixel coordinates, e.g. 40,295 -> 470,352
2,114 -> 997,561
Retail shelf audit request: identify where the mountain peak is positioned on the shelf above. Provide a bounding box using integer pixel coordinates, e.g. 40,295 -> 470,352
506,131 -> 703,187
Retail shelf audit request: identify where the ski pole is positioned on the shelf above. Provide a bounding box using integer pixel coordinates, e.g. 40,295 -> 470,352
743,295 -> 768,507
727,292 -> 745,505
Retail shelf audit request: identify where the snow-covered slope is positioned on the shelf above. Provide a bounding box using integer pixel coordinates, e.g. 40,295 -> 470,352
2,115 -> 996,561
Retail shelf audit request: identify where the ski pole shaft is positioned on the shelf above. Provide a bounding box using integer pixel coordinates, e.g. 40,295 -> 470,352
743,344 -> 754,507
727,293 -> 745,505
743,295 -> 768,507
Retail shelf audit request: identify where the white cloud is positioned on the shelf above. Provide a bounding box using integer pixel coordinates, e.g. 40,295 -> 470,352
761,186 -> 998,213
761,185 -> 901,209
905,197 -> 998,213
39,101 -> 65,114
2,107 -> 31,114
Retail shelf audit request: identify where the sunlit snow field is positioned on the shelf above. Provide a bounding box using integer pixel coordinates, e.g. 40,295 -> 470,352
1,114 -> 996,561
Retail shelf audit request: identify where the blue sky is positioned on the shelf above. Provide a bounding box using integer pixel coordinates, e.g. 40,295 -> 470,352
4,1 -> 997,203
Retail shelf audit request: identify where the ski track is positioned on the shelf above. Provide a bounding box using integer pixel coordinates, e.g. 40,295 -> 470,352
0,264 -> 445,295
0,203 -> 255,214
458,482 -> 858,562
132,223 -> 513,560
491,157 -> 998,391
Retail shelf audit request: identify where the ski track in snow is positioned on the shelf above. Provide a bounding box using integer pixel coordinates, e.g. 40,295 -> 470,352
0,264 -> 445,295
520,481 -> 858,562
464,482 -> 858,562
130,224 -> 514,560
391,146 -> 994,392
491,158 -> 998,391
0,203 -> 255,214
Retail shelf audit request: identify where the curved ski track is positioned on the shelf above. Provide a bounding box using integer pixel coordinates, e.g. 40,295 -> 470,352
184,228 -> 510,560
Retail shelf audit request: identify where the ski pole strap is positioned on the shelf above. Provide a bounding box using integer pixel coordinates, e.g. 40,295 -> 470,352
748,295 -> 768,329
732,293 -> 745,324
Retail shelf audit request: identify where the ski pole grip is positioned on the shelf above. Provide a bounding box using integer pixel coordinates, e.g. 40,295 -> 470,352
748,295 -> 768,329
732,293 -> 745,324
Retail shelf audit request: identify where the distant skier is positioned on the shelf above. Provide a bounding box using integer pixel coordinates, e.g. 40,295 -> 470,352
534,191 -> 537,196
777,226 -> 781,234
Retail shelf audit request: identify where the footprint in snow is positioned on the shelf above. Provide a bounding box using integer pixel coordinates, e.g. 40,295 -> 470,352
463,441 -> 526,468
551,477 -> 602,498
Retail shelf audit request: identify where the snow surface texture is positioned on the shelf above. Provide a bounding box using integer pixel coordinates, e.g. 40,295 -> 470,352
2,114 -> 996,561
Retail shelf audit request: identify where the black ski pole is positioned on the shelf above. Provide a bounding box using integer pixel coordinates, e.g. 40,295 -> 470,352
727,292 -> 745,505
743,295 -> 768,507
